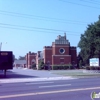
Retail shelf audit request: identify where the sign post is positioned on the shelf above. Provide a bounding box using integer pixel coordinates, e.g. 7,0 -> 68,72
0,42 -> 2,51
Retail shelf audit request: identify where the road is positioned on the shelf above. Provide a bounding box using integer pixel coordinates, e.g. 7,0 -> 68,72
0,77 -> 100,100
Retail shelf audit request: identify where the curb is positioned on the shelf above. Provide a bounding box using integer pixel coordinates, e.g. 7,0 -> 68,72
0,77 -> 78,83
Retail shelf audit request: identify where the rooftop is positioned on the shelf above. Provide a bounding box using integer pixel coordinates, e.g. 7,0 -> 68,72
14,60 -> 26,64
54,33 -> 70,45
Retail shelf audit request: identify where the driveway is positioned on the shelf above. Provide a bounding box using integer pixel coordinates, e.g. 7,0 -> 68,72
0,67 -> 64,79
0,67 -> 78,83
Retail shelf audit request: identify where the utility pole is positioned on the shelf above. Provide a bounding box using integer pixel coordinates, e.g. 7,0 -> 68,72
0,42 -> 7,51
0,42 -> 2,51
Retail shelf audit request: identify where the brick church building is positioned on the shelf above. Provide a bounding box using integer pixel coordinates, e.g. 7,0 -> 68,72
26,33 -> 77,69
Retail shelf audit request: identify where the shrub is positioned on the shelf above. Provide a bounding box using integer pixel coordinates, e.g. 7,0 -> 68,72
69,66 -> 74,69
98,67 -> 100,70
52,65 -> 58,70
63,65 -> 68,69
86,66 -> 90,70
95,67 -> 98,70
86,66 -> 100,70
31,63 -> 36,69
52,65 -> 71,70
59,66 -> 63,69
90,66 -> 95,70
38,60 -> 44,70
44,65 -> 48,70
95,66 -> 100,70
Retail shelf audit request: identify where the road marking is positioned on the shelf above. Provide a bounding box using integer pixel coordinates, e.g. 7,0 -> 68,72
25,82 -> 54,85
0,86 -> 100,99
39,84 -> 71,88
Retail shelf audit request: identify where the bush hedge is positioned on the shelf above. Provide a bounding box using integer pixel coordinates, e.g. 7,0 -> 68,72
52,65 -> 75,70
31,63 -> 36,70
86,66 -> 100,70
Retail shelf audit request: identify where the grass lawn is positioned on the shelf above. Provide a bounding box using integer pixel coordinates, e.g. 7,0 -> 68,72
52,70 -> 100,78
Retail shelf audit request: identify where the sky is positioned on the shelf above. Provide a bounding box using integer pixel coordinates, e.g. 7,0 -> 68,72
0,0 -> 100,59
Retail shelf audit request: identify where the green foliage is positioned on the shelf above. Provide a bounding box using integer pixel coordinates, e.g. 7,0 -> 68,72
38,60 -> 44,70
52,65 -> 58,70
31,63 -> 36,69
79,60 -> 83,68
78,15 -> 100,65
52,65 -> 73,70
86,66 -> 90,70
90,66 -> 95,70
86,66 -> 100,70
18,56 -> 25,60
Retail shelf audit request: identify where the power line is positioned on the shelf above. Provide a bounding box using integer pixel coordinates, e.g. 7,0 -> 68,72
88,0 -> 100,4
0,13 -> 86,25
0,23 -> 82,34
0,25 -> 81,36
0,10 -> 86,22
80,0 -> 100,5
0,23 -> 66,32
58,0 -> 100,9
0,10 -> 89,25
0,22 -> 82,33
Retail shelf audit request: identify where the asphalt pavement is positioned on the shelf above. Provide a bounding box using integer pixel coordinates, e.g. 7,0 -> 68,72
0,78 -> 100,100
0,67 -> 64,78
0,68 -> 100,100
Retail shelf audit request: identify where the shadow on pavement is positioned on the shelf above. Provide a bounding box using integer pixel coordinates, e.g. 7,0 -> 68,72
0,70 -> 39,79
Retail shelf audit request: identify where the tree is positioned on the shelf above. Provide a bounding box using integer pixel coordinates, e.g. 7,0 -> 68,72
78,15 -> 100,65
31,63 -> 36,69
77,53 -> 83,68
13,55 -> 17,60
18,56 -> 25,60
38,60 -> 44,69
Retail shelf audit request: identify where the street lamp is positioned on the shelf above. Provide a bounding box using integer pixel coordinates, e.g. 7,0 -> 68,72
0,42 -> 7,51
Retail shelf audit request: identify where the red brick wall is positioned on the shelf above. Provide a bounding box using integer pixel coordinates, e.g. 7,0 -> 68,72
55,47 -> 70,55
52,55 -> 71,65
28,55 -> 36,65
70,47 -> 77,64
26,53 -> 28,67
52,44 -> 71,65
52,45 -> 70,55
52,46 -> 55,55
44,47 -> 52,64
26,52 -> 36,68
